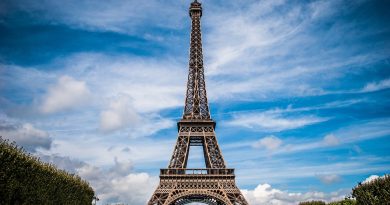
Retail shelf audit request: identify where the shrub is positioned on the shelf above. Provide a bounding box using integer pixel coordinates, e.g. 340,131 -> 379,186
300,198 -> 357,205
328,198 -> 356,205
352,175 -> 390,205
0,137 -> 95,204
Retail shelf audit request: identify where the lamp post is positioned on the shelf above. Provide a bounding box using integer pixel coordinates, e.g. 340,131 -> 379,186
93,196 -> 99,205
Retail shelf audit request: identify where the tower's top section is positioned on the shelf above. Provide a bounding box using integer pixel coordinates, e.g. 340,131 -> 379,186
182,0 -> 211,121
189,0 -> 202,17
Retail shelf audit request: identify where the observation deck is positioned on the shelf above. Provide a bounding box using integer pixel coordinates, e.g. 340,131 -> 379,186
160,168 -> 236,180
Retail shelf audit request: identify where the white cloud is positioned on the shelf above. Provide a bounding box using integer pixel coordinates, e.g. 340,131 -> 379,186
99,94 -> 174,136
39,153 -> 157,205
2,54 -> 179,137
227,110 -> 327,132
76,159 -> 157,205
243,183 -> 348,205
362,78 -> 390,92
363,175 -> 380,184
323,134 -> 340,146
40,75 -> 91,114
317,174 -> 341,184
39,135 -> 174,167
253,135 -> 283,151
60,53 -> 185,113
100,95 -> 140,131
220,99 -> 363,132
0,116 -> 51,151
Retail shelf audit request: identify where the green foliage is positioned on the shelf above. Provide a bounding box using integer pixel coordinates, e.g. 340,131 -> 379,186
299,201 -> 326,205
300,198 -> 357,205
0,137 -> 94,205
352,175 -> 390,205
328,198 -> 357,205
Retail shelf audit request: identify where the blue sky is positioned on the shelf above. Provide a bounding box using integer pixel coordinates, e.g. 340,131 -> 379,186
0,0 -> 389,204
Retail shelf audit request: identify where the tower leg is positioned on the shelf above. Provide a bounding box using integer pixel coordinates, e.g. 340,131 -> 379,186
168,135 -> 190,168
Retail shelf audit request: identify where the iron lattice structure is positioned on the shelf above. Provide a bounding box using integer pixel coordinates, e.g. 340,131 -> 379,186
148,1 -> 249,205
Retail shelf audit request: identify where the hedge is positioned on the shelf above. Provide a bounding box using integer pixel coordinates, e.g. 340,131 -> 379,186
299,201 -> 326,205
352,175 -> 390,205
0,137 -> 94,204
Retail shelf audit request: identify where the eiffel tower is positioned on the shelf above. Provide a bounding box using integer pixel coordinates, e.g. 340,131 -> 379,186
148,1 -> 249,204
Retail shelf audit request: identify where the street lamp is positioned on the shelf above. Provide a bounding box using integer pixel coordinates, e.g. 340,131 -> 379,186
93,196 -> 99,205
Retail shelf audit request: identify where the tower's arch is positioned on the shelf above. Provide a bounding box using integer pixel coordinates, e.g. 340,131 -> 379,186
165,190 -> 231,205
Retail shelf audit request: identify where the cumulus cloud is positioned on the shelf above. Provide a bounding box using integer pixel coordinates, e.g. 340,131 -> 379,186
317,174 -> 342,184
76,159 -> 157,205
227,111 -> 327,132
100,95 -> 140,132
99,94 -> 174,137
243,183 -> 348,205
363,175 -> 380,184
253,135 -> 283,151
40,75 -> 91,114
0,117 -> 51,152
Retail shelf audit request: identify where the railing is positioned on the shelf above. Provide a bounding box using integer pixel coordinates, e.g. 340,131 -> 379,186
160,168 -> 234,175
